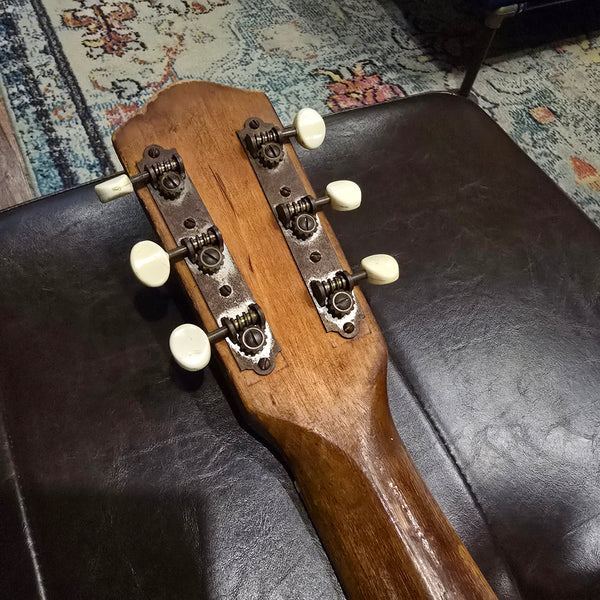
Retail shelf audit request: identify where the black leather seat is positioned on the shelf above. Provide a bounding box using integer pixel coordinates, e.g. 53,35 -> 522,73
1,92 -> 599,599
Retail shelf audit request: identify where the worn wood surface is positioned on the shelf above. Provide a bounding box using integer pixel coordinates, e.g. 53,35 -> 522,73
112,81 -> 496,600
0,97 -> 33,210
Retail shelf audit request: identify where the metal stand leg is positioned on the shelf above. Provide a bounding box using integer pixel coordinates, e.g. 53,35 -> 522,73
458,5 -> 522,97
459,25 -> 497,97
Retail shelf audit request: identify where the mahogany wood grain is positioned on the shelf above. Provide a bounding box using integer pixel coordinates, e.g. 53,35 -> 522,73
112,81 -> 496,600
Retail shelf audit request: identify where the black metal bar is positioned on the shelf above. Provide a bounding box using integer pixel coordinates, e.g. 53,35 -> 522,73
458,25 -> 498,97
459,0 -> 583,97
207,326 -> 229,345
167,246 -> 189,262
346,270 -> 368,289
458,4 -> 522,97
521,0 -> 580,12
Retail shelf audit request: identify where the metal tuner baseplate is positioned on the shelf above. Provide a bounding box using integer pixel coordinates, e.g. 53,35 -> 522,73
237,117 -> 364,339
136,144 -> 281,375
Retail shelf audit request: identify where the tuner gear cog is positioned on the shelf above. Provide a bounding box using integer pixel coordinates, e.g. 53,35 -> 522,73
257,142 -> 284,169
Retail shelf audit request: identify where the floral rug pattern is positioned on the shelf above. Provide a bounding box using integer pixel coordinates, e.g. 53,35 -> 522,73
0,0 -> 599,223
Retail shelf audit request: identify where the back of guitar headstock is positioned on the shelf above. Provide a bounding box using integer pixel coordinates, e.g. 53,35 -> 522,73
106,81 -> 391,415
102,81 -> 495,600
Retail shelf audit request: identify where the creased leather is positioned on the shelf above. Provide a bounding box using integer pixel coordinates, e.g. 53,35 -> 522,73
1,92 -> 598,599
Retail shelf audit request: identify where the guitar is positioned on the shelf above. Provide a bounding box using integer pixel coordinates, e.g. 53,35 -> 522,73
97,80 -> 496,600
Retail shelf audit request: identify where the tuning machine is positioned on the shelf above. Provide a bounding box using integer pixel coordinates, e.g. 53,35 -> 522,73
170,304 -> 269,371
95,150 -> 186,203
276,180 -> 361,240
129,227 -> 224,287
243,108 -> 326,167
311,255 -> 399,319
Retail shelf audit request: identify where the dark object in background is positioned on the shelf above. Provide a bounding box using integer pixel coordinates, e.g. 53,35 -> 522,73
459,0 -> 595,95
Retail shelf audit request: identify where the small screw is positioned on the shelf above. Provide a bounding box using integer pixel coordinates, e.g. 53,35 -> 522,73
162,173 -> 181,189
264,145 -> 280,159
280,186 -> 292,197
249,119 -> 260,129
148,146 -> 160,158
243,328 -> 264,349
343,323 -> 355,334
258,358 -> 271,371
335,294 -> 353,312
183,217 -> 196,229
202,247 -> 221,265
198,246 -> 224,275
310,251 -> 321,263
219,285 -> 232,297
298,215 -> 310,229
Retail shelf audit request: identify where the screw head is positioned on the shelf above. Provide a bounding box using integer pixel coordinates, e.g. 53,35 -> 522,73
198,246 -> 224,274
258,357 -> 271,371
298,214 -> 310,228
249,119 -> 260,129
280,186 -> 292,197
219,285 -> 232,297
258,142 -> 283,168
335,293 -> 353,312
162,173 -> 181,189
328,290 -> 354,318
239,326 -> 265,355
183,217 -> 196,229
148,146 -> 161,158
310,251 -> 321,263
343,322 -> 355,334
245,328 -> 264,348
265,145 -> 280,158
158,171 -> 184,199
202,247 -> 221,265
291,213 -> 317,240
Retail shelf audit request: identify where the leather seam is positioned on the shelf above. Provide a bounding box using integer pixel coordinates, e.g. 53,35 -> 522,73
0,404 -> 48,600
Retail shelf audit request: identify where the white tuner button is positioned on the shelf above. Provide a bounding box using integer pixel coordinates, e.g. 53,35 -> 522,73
293,108 -> 326,149
130,240 -> 170,287
169,324 -> 211,371
326,180 -> 362,211
95,174 -> 134,203
360,254 -> 400,285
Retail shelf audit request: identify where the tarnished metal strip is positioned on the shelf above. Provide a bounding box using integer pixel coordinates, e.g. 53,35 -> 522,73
137,145 -> 280,375
237,118 -> 363,339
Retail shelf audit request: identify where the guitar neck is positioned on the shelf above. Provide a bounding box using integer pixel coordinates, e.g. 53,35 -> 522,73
266,366 -> 495,599
111,81 -> 496,599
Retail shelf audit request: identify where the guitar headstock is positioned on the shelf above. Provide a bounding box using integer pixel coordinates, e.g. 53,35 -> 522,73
99,81 -> 397,403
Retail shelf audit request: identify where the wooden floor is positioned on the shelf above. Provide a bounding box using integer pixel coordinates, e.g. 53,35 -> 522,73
0,97 -> 34,211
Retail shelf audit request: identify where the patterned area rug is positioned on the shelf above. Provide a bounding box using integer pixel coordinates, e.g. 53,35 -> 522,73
0,0 -> 599,222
